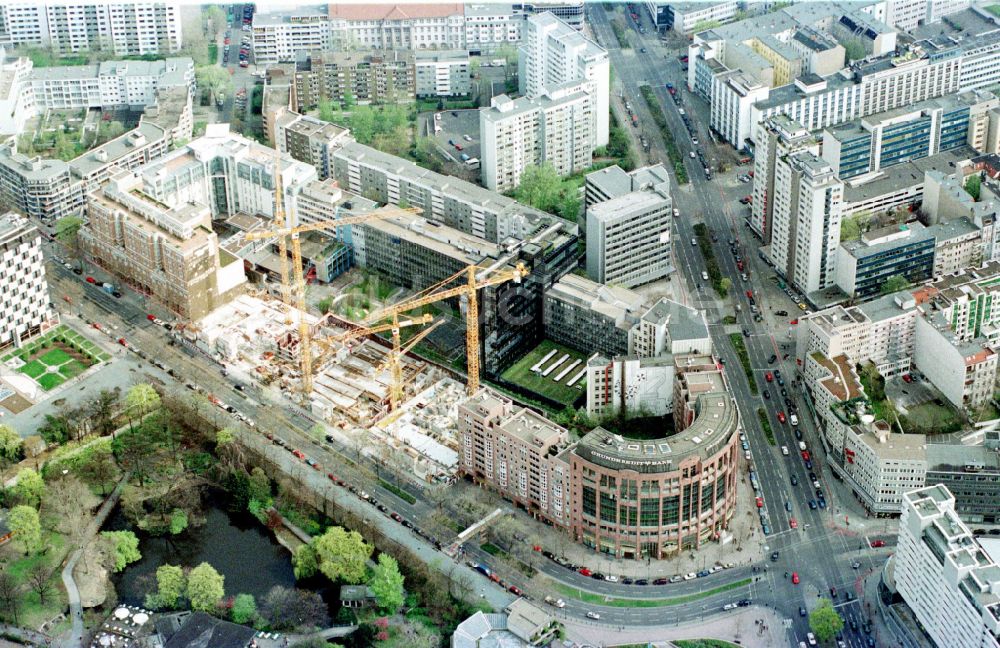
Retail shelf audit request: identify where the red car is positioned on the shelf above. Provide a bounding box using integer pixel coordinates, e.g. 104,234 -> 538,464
790,319 -> 799,325
801,451 -> 810,461
737,261 -> 744,271
578,568 -> 592,577
792,572 -> 800,584
746,290 -> 754,298
755,497 -> 764,508
292,449 -> 305,460
508,585 -> 522,595
86,276 -> 96,284
455,143 -> 463,151
871,540 -> 886,548
765,372 -> 774,382
902,374 -> 913,383
777,412 -> 787,424
789,517 -> 798,529
146,314 -> 157,321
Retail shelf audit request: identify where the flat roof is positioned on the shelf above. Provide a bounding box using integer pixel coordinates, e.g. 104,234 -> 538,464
546,274 -> 646,328
69,121 -> 166,177
327,3 -> 463,20
843,147 -> 974,204
842,222 -> 933,259
642,298 -> 709,342
926,443 -> 1000,472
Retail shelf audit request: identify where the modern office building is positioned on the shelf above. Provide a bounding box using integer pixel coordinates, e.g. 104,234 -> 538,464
414,51 -> 472,98
630,298 -> 712,358
841,418 -> 928,516
292,51 -> 415,109
543,274 -> 646,359
0,213 -> 56,349
925,437 -> 1000,525
0,3 -> 182,56
458,389 -> 573,527
895,485 -> 1000,648
81,171 -> 247,319
836,222 -> 936,299
750,115 -> 817,244
769,151 -> 844,295
884,0 -> 970,31
652,2 -> 738,35
584,163 -> 671,207
585,174 -> 671,288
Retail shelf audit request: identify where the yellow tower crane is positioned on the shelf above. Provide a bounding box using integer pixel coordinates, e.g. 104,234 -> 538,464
243,199 -> 420,395
311,312 -> 434,372
365,262 -> 530,395
375,318 -> 444,411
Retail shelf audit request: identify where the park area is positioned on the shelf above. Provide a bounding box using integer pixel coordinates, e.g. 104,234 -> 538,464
500,340 -> 588,407
2,325 -> 109,392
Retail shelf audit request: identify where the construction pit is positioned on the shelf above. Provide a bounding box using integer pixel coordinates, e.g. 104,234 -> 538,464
187,293 -> 464,483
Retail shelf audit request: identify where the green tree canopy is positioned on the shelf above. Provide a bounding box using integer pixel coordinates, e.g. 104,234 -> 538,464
8,505 -> 42,555
216,427 -> 236,446
169,509 -> 189,535
966,173 -> 982,201
247,467 -> 271,503
151,564 -> 186,609
293,543 -> 319,580
512,163 -> 580,220
126,383 -> 160,418
101,530 -> 141,572
312,527 -> 373,584
368,553 -> 405,612
195,65 -> 233,101
231,593 -> 257,624
187,562 -> 225,612
809,598 -> 845,643
54,216 -> 84,245
0,424 -> 22,469
13,468 -> 45,508
880,274 -> 911,295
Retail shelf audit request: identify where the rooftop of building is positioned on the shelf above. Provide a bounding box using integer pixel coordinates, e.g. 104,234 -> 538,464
587,184 -> 670,221
925,442 -> 1000,473
574,390 -> 736,472
414,49 -> 471,62
586,165 -> 631,197
856,290 -> 916,322
642,298 -> 709,342
792,26 -> 840,52
498,406 -> 569,449
362,210 -> 501,265
910,6 -> 1000,40
841,222 -> 933,259
754,67 -> 857,111
464,2 -> 514,17
327,3 -> 463,21
842,147 -> 975,204
482,80 -> 592,121
282,112 -> 351,141
0,143 -> 70,180
301,49 -> 413,69
29,57 -> 192,83
669,1 -> 736,15
529,11 -> 605,59
546,274 -> 646,327
811,351 -> 864,402
0,212 -> 36,244
926,216 -> 980,244
850,423 -> 927,461
68,121 -> 166,178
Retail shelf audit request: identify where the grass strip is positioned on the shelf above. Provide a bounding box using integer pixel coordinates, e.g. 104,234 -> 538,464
728,333 -> 758,395
639,85 -> 688,184
379,479 -> 417,505
693,223 -> 728,297
757,407 -> 776,446
552,577 -> 752,608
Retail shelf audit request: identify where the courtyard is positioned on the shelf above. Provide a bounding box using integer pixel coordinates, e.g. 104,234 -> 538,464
2,325 -> 109,393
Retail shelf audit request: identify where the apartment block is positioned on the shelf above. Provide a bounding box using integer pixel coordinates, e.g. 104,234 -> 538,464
750,115 -> 817,244
463,3 -> 521,53
69,121 -> 170,195
0,3 -> 182,56
0,144 -> 83,221
0,55 -> 34,137
769,151 -> 844,295
710,70 -> 770,148
653,2 -> 738,35
292,51 -> 415,109
272,113 -> 351,181
836,222 -> 936,299
585,175 -> 671,288
927,216 -> 983,276
842,419 -> 927,516
80,172 -> 246,319
895,485 -> 1000,648
884,0 -> 970,31
914,314 -> 998,411
0,213 -> 55,349
414,51 -> 471,98
251,11 -> 331,64
543,274 -> 645,359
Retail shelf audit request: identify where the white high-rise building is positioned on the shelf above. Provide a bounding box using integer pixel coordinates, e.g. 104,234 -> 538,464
895,485 -> 1000,648
769,151 -> 843,295
0,3 -> 182,56
750,115 -> 817,245
883,0 -> 970,31
0,213 -> 56,348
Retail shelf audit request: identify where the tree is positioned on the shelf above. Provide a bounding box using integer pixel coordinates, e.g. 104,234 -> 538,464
126,383 -> 160,430
8,505 -> 42,555
12,468 -> 45,508
719,276 -> 733,297
311,527 -> 373,584
880,274 -> 911,295
0,570 -> 22,624
512,163 -> 579,220
413,137 -> 444,173
293,543 -> 318,580
169,508 -> 189,535
187,562 -> 225,612
965,173 -> 982,201
204,6 -> 227,38
692,19 -> 722,32
809,598 -> 844,642
27,563 -> 53,604
41,474 -> 98,540
88,389 -> 119,436
368,554 -> 405,613
150,564 -> 186,609
844,38 -> 867,62
115,429 -> 156,486
231,593 -> 257,624
54,215 -> 83,247
0,424 -> 22,472
260,586 -> 330,632
82,445 -> 117,495
216,427 -> 236,446
38,414 -> 70,445
101,530 -> 141,572
347,106 -> 376,143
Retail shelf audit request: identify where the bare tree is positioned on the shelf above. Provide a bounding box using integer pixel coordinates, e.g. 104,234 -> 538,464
0,570 -> 22,624
27,563 -> 53,604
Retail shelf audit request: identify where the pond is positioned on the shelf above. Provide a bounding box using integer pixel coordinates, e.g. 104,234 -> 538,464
105,491 -> 334,609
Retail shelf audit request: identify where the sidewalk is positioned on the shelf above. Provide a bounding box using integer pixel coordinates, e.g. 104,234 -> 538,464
562,605 -> 787,647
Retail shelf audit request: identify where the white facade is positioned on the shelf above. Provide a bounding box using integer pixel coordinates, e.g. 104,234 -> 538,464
841,422 -> 927,515
711,70 -> 769,149
0,3 -> 181,56
769,151 -> 843,294
586,181 -> 672,288
914,315 -> 998,411
662,2 -> 738,35
895,485 -> 1000,648
28,57 -> 194,112
328,5 -> 466,51
251,13 -> 331,65
0,213 -> 54,349
0,56 -> 34,137
750,115 -> 816,244
464,4 -> 521,52
586,355 -> 675,419
884,0 -> 970,31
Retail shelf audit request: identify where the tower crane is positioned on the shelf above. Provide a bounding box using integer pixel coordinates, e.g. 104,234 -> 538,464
243,202 -> 419,395
365,262 -> 530,395
375,318 -> 444,411
311,312 -> 434,372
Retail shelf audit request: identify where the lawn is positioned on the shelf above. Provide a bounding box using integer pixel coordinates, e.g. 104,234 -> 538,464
552,577 -> 752,608
37,372 -> 66,391
59,360 -> 88,379
500,339 -> 587,407
902,401 -> 963,434
4,531 -> 69,629
987,4 -> 1000,17
39,348 -> 72,366
20,360 -> 47,378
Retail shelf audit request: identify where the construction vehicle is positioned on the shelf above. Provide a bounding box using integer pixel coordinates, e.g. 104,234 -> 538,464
365,262 -> 529,395
243,158 -> 417,395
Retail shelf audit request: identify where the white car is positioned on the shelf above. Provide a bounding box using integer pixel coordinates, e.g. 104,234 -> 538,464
701,271 -> 709,280
586,611 -> 600,620
723,603 -> 739,610
807,633 -> 817,646
781,446 -> 789,456
683,572 -> 697,580
605,575 -> 618,582
689,151 -> 696,158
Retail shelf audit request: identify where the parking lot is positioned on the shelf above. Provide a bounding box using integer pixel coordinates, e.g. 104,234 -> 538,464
430,109 -> 480,161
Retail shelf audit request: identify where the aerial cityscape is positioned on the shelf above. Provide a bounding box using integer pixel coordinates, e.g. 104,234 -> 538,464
0,1 -> 999,647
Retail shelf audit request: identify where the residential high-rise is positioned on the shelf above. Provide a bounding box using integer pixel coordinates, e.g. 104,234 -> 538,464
414,51 -> 471,98
0,3 -> 182,56
0,144 -> 84,221
585,176 -> 671,288
769,151 -> 843,295
292,51 -> 415,109
895,485 -> 1000,648
80,172 -> 247,320
750,115 -> 816,244
251,10 -> 331,64
273,113 -> 352,181
0,213 -> 56,349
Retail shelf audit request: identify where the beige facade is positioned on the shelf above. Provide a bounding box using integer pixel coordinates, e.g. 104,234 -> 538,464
293,51 -> 415,110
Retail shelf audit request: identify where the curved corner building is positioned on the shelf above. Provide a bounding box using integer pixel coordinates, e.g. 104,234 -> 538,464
569,391 -> 740,559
